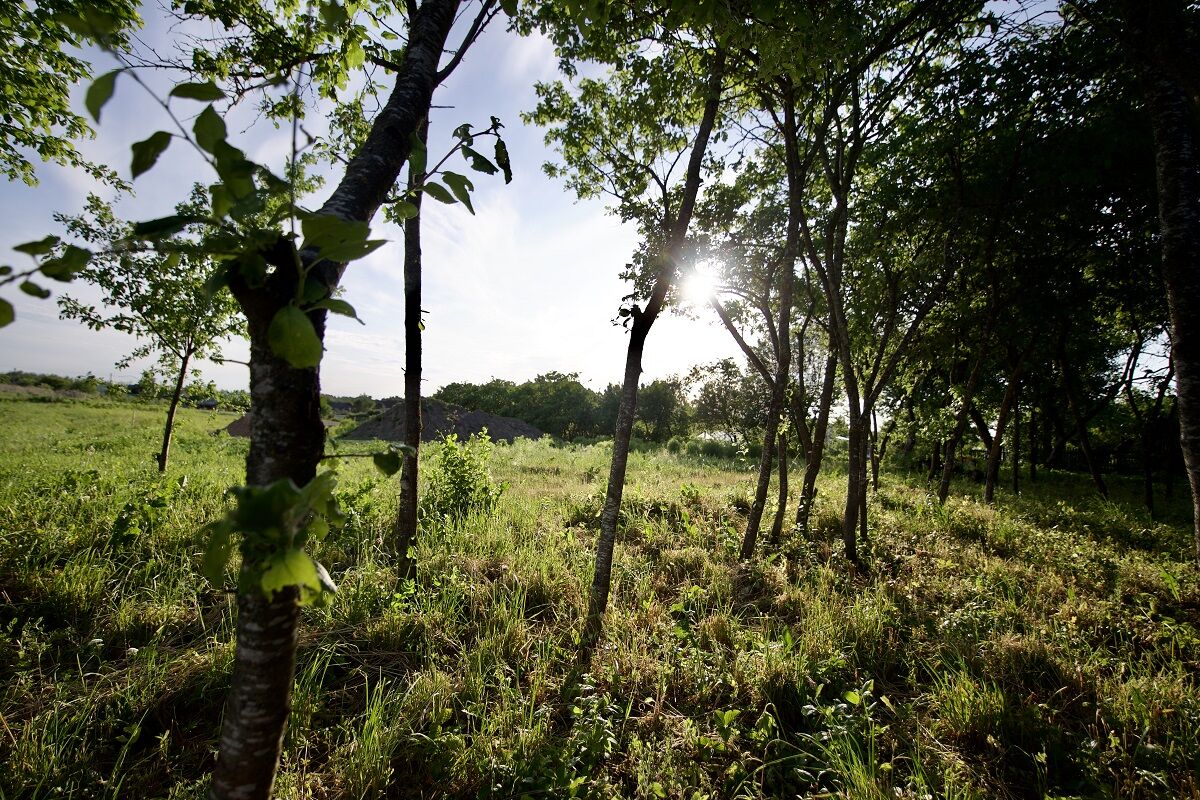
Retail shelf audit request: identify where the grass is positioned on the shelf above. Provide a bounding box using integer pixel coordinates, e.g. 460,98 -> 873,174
0,394 -> 1197,799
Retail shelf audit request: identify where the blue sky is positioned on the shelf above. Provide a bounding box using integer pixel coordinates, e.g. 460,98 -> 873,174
0,4 -> 740,396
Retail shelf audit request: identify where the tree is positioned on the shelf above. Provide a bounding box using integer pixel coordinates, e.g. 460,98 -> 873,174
56,192 -> 242,472
527,5 -> 728,644
1087,0 -> 1200,563
55,2 -> 508,796
793,0 -> 981,560
635,377 -> 689,442
0,0 -> 138,186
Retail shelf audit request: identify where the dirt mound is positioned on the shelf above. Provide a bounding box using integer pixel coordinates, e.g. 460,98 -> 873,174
342,397 -> 543,443
222,415 -> 338,438
224,414 -> 253,437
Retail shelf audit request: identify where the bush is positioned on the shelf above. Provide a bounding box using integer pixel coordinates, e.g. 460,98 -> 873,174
419,431 -> 506,524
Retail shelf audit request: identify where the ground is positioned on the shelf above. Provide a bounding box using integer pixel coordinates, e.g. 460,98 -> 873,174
0,395 -> 1197,799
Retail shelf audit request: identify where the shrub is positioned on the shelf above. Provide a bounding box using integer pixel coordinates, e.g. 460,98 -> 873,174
419,431 -> 506,524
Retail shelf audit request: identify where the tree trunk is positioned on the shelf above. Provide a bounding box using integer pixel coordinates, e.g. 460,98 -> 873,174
969,403 -> 994,452
1028,405 -> 1038,483
938,323 -> 993,503
157,350 -> 191,472
742,80 -> 799,561
796,351 -> 837,534
210,2 -> 461,796
584,51 -> 724,645
769,430 -> 788,546
742,398 -> 781,559
1139,56 -> 1200,562
869,408 -> 881,490
1011,396 -> 1020,495
844,412 -> 865,562
584,330 -> 646,647
392,120 -> 428,581
1059,347 -> 1109,498
985,358 -> 1027,503
210,308 -> 325,800
858,419 -> 869,545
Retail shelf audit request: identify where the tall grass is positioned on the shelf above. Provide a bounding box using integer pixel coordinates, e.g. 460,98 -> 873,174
0,395 -> 1197,798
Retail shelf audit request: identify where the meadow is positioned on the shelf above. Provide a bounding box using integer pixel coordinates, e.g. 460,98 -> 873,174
0,393 -> 1197,799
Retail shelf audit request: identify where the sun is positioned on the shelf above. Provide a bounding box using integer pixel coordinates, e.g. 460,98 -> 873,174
681,260 -> 721,307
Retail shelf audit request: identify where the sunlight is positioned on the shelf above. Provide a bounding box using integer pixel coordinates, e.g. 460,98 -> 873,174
681,260 -> 721,307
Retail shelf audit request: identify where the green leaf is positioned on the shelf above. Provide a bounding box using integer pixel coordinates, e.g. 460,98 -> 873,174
213,141 -> 256,199
462,146 -> 498,176
39,246 -> 91,281
300,214 -> 384,262
373,450 -> 402,476
202,266 -> 231,300
844,690 -> 862,706
319,0 -> 349,30
19,281 -> 50,299
267,305 -> 323,368
201,521 -> 235,583
422,182 -> 456,205
344,39 -> 365,70
86,70 -> 120,123
130,131 -> 172,178
390,201 -> 419,221
170,81 -> 225,102
495,138 -> 513,184
306,516 -> 330,543
408,132 -> 427,177
442,171 -> 475,214
0,299 -> 13,328
194,106 -> 227,154
13,236 -> 60,256
260,549 -> 322,597
209,183 -> 233,219
311,298 -> 363,324
499,0 -> 517,16
57,8 -> 123,39
131,214 -> 209,239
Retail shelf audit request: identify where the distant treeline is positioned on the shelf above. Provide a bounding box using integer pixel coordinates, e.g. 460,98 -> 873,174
432,371 -> 689,442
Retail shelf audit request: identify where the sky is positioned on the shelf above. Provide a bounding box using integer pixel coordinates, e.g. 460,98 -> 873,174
0,3 -> 742,397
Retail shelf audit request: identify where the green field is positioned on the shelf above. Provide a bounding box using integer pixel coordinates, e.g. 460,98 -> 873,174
0,395 -> 1197,799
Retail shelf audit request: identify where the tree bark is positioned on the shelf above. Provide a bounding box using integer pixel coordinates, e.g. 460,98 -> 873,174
584,51 -> 724,646
796,351 -> 837,534
1139,52 -> 1200,562
741,78 -> 799,561
742,404 -> 780,558
211,303 -> 325,800
984,359 -> 1025,503
1028,406 -> 1038,482
938,321 -> 993,503
392,120 -> 428,581
858,418 -> 869,545
769,430 -> 788,546
210,2 -> 461,797
1011,394 -> 1020,495
157,350 -> 191,472
869,408 -> 882,491
844,411 -> 865,561
1059,346 -> 1109,498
